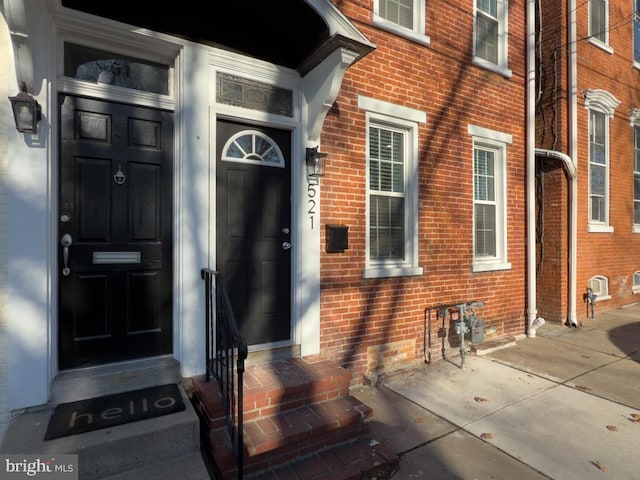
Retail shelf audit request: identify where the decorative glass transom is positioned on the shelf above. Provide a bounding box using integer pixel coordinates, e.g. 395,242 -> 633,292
221,131 -> 285,168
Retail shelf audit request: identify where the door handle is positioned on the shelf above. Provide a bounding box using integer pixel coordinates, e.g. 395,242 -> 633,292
282,241 -> 292,251
61,233 -> 72,276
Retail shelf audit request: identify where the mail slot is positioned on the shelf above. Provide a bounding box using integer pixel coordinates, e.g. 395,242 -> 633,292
93,252 -> 141,264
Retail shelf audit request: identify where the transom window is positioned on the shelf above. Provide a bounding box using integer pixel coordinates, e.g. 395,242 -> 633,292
221,131 -> 285,168
64,43 -> 170,95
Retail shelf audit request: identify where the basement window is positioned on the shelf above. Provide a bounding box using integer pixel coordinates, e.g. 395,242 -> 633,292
633,271 -> 640,294
588,275 -> 611,301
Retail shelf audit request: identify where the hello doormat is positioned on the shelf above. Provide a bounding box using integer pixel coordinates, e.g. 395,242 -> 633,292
44,384 -> 185,440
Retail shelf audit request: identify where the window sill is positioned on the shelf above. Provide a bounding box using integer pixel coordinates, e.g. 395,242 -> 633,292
633,287 -> 640,294
363,265 -> 424,279
594,294 -> 611,302
588,38 -> 614,55
472,57 -> 512,79
372,18 -> 431,47
633,225 -> 640,234
588,224 -> 614,233
472,261 -> 512,273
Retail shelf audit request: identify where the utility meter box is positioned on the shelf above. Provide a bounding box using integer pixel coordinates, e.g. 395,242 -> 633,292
465,318 -> 485,344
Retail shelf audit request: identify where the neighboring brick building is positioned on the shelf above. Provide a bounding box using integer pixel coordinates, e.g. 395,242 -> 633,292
319,0 -> 528,378
536,0 -> 640,324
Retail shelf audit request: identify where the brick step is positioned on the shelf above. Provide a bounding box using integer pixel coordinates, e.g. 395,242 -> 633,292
244,439 -> 399,480
193,357 -> 352,427
206,396 -> 375,479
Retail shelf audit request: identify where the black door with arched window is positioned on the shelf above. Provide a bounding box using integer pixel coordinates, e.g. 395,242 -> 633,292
216,119 -> 292,346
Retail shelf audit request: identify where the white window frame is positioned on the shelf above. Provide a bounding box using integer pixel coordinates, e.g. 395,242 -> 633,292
634,120 -> 640,233
634,0 -> 640,66
584,89 -> 620,232
469,125 -> 512,272
373,0 -> 430,47
472,0 -> 511,78
633,271 -> 640,294
589,0 -> 613,53
359,96 -> 425,279
588,275 -> 611,301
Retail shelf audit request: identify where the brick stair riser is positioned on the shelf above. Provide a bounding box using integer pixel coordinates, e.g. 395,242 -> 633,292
195,378 -> 350,425
205,401 -> 371,478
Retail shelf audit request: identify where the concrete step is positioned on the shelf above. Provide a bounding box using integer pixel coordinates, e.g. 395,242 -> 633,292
1,361 -> 209,480
101,451 -> 210,480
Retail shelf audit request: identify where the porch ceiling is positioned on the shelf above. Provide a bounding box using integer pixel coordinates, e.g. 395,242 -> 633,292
61,0 -> 339,73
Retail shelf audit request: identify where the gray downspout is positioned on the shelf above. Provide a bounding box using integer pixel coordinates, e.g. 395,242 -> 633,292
527,0 -> 538,336
567,0 -> 578,327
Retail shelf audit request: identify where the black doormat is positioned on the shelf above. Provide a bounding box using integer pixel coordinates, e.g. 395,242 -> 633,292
44,384 -> 185,441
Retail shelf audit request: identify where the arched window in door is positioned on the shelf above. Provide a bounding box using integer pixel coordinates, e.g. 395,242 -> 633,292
221,130 -> 285,168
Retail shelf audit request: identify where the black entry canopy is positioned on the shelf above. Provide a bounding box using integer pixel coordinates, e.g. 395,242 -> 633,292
61,0 -> 330,72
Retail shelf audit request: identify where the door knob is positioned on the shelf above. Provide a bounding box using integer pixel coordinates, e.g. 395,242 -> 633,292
282,241 -> 292,251
61,233 -> 72,276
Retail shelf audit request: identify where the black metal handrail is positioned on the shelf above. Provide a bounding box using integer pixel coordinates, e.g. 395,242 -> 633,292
201,268 -> 248,480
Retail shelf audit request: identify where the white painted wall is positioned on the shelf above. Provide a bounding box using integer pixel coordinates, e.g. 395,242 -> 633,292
0,12 -> 12,439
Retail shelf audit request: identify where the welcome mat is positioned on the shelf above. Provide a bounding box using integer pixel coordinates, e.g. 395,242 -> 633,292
44,384 -> 185,441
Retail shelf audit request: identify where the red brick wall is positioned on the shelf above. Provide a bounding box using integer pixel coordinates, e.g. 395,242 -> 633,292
319,0 -> 527,382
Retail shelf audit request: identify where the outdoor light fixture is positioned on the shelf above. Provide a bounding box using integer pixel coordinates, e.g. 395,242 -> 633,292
8,83 -> 42,133
305,146 -> 327,177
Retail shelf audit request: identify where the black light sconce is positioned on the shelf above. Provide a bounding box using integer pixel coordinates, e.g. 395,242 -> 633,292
305,146 -> 327,177
8,83 -> 42,133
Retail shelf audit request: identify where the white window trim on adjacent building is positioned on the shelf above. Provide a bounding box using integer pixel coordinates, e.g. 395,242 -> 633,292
588,275 -> 611,301
472,0 -> 512,78
633,271 -> 640,294
632,109 -> 640,233
588,0 -> 613,53
373,0 -> 430,47
634,0 -> 640,66
584,89 -> 620,233
469,124 -> 512,273
359,96 -> 425,279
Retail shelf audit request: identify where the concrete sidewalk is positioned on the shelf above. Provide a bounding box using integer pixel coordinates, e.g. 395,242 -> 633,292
351,304 -> 640,480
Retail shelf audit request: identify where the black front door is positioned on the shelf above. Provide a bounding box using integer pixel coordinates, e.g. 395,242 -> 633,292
58,95 -> 173,369
216,119 -> 292,346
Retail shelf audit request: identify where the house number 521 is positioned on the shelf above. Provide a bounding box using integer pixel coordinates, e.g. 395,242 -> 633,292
307,177 -> 319,230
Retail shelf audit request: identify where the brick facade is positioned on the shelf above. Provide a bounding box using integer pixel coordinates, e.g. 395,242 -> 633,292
319,1 -> 527,380
537,0 -> 640,322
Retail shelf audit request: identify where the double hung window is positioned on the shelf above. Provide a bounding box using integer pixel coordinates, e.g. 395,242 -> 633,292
469,125 -> 512,272
373,0 -> 430,46
473,0 -> 511,77
359,96 -> 425,278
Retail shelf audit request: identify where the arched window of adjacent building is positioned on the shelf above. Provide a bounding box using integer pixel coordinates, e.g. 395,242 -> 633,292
588,275 -> 610,301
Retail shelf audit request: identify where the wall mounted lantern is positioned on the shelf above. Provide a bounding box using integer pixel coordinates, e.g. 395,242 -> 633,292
305,146 -> 327,177
8,83 -> 42,133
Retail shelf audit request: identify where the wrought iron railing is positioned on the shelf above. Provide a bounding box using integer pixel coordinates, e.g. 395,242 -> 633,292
201,268 -> 248,479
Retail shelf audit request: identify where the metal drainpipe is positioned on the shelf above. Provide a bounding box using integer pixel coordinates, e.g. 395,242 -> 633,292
526,0 -> 538,336
567,0 -> 578,327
